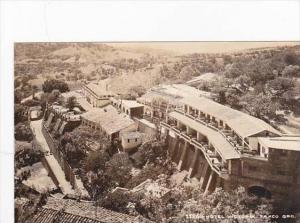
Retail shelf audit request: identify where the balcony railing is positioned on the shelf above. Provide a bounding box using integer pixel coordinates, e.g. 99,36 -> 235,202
174,109 -> 253,154
161,122 -> 228,178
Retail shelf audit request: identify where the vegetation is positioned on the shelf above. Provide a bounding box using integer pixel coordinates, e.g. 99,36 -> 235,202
99,186 -> 273,223
128,85 -> 147,98
42,79 -> 69,93
66,96 -> 78,111
15,122 -> 33,141
14,43 -> 300,222
192,47 -> 300,122
15,104 -> 27,124
15,143 -> 43,169
84,150 -> 110,172
15,188 -> 47,223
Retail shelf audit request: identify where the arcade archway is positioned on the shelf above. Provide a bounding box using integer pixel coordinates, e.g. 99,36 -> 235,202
248,186 -> 271,199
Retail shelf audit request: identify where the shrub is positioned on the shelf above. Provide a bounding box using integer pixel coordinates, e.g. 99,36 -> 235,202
42,79 -> 69,93
15,122 -> 33,142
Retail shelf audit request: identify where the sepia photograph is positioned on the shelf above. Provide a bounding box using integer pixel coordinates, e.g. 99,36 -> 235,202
13,41 -> 300,222
1,1 -> 300,222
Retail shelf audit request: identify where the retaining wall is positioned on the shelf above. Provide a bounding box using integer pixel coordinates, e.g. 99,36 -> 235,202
41,123 -> 78,190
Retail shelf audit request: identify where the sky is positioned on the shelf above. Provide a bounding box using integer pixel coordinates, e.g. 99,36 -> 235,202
109,42 -> 299,55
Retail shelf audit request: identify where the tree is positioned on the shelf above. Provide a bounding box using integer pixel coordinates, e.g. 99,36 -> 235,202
131,140 -> 167,169
267,77 -> 295,98
84,150 -> 110,172
42,79 -> 69,93
105,153 -> 132,188
66,96 -> 77,111
282,65 -> 300,77
99,190 -> 141,214
173,187 -> 273,223
234,75 -> 251,93
284,52 -> 300,65
223,63 -> 243,79
63,142 -> 86,167
223,55 -> 233,65
15,122 -> 33,142
128,85 -> 146,98
15,104 -> 27,124
15,143 -> 43,168
246,59 -> 275,85
240,93 -> 280,120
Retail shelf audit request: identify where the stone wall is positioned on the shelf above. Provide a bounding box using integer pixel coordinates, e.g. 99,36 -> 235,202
166,132 -> 300,203
167,134 -> 219,194
41,123 -> 79,190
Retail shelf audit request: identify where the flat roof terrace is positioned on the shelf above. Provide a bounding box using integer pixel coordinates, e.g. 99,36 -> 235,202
169,111 -> 240,160
258,136 -> 300,151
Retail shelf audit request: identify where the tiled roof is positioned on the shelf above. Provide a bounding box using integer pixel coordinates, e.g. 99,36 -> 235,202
181,96 -> 281,138
84,83 -> 115,98
32,208 -> 103,223
81,105 -> 135,135
31,197 -> 141,223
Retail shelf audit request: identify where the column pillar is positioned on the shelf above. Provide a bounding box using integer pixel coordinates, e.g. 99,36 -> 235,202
170,135 -> 179,158
199,162 -> 209,189
177,141 -> 188,170
215,176 -> 222,188
197,132 -> 200,141
188,149 -> 200,178
204,172 -> 215,195
186,126 -> 190,135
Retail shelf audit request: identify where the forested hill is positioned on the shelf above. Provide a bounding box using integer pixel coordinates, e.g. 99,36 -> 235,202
14,43 -> 300,132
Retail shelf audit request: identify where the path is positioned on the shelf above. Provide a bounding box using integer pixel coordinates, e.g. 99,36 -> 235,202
30,120 -> 74,195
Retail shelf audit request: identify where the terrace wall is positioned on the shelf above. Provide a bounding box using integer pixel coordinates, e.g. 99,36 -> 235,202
165,128 -> 300,202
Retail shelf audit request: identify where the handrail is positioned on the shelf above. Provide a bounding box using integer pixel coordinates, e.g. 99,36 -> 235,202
161,122 -> 227,176
173,109 -> 254,152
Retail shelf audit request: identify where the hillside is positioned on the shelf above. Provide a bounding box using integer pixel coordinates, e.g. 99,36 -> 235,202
14,43 -> 300,134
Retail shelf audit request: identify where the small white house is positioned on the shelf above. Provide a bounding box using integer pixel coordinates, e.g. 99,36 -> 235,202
121,132 -> 143,152
29,106 -> 42,120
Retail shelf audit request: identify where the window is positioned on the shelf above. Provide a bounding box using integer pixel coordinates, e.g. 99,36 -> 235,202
135,138 -> 137,142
